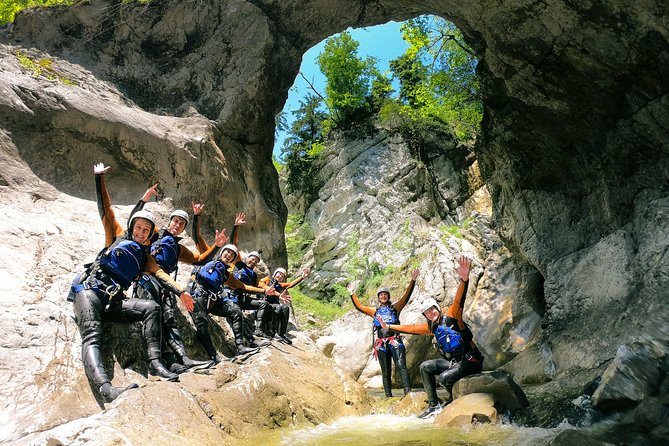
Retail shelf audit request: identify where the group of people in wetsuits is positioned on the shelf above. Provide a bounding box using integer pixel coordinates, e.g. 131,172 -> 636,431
70,163 -> 307,403
349,256 -> 484,418
72,162 -> 482,417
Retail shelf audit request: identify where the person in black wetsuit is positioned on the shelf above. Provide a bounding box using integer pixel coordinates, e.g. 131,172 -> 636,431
189,243 -> 277,360
71,163 -> 195,403
232,250 -> 273,341
130,185 -> 227,371
347,268 -> 420,397
378,256 -> 483,418
259,268 -> 309,345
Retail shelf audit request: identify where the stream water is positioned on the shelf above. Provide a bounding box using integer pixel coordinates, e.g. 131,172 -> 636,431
237,391 -> 584,446
239,413 -> 577,446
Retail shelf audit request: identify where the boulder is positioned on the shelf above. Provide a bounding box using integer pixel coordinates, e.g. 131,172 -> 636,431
453,370 -> 529,411
433,393 -> 499,427
592,338 -> 664,411
388,391 -> 429,416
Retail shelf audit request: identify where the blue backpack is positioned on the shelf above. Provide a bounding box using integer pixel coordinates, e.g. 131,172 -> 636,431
98,239 -> 144,289
434,324 -> 465,357
196,260 -> 229,294
151,234 -> 180,273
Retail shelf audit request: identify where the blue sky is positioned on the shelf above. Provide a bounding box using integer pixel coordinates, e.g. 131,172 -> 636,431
273,21 -> 410,157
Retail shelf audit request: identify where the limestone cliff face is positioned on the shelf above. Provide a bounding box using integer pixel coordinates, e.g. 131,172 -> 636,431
289,129 -> 542,389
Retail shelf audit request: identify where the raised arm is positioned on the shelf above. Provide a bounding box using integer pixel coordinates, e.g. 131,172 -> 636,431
230,212 -> 246,246
347,283 -> 375,318
225,274 -> 272,295
393,268 -> 420,313
383,321 -> 433,336
280,269 -> 309,290
129,184 -> 159,236
93,163 -> 124,247
445,256 -> 472,330
190,202 -> 210,253
178,228 -> 228,264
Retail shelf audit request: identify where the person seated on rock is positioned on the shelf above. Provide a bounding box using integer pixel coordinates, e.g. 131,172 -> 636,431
347,268 -> 420,397
191,211 -> 272,347
378,256 -> 483,418
70,163 -> 196,403
259,267 -> 309,345
130,185 -> 227,372
221,212 -> 273,344
189,242 -> 277,361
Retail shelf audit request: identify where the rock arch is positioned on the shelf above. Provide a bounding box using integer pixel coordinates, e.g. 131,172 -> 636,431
3,0 -> 668,374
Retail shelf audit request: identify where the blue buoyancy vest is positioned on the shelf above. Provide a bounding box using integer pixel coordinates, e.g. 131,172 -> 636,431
98,239 -> 145,289
373,305 -> 399,326
373,305 -> 400,338
151,234 -> 180,273
434,322 -> 465,358
195,260 -> 229,294
234,264 -> 257,286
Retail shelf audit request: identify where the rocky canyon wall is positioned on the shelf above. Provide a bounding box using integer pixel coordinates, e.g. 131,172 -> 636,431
0,0 -> 668,442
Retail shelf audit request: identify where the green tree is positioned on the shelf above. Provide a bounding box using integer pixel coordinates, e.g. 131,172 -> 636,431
368,67 -> 394,113
390,16 -> 482,141
1,0 -> 74,25
317,31 -> 375,130
281,94 -> 327,196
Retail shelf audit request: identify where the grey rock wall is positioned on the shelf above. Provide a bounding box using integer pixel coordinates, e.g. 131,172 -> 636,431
0,0 -> 667,440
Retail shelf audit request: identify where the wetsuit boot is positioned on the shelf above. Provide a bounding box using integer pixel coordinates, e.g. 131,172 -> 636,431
150,359 -> 179,381
99,382 -> 139,403
236,343 -> 259,355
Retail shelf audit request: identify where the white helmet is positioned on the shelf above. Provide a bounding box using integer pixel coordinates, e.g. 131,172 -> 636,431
246,251 -> 261,262
128,210 -> 156,233
420,298 -> 440,315
221,244 -> 239,256
377,287 -> 391,297
273,267 -> 287,278
170,209 -> 189,226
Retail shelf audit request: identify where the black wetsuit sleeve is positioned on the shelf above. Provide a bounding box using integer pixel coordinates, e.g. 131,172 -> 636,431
95,175 -> 105,220
129,200 -> 145,220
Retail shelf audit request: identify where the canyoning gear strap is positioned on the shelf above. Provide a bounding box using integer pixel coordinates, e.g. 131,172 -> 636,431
434,322 -> 465,358
150,232 -> 180,273
71,272 -> 123,303
68,261 -> 95,302
98,238 -> 144,289
195,259 -> 229,294
373,335 -> 402,360
221,287 -> 238,303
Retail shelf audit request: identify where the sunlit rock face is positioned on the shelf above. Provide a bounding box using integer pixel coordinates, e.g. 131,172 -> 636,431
304,130 -> 539,387
1,0 -> 668,442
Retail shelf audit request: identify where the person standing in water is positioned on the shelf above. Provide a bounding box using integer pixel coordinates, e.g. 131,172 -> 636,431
71,163 -> 195,403
347,269 -> 420,397
378,256 -> 483,418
